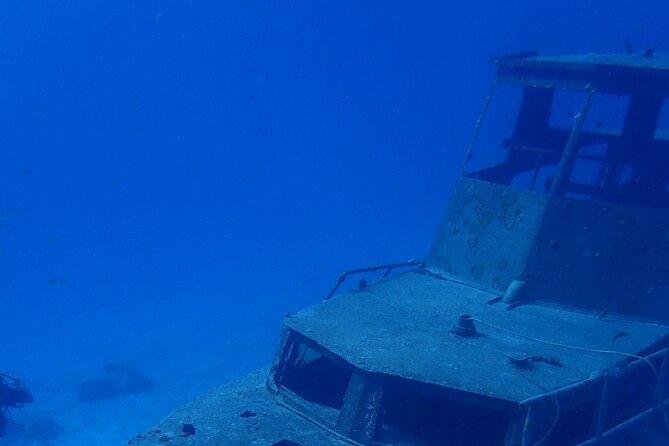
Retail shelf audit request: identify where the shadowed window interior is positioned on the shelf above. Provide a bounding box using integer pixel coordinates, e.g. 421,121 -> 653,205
465,84 -> 669,209
376,377 -> 511,446
280,341 -> 352,411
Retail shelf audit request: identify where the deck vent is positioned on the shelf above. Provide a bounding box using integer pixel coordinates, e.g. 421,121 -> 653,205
452,314 -> 477,337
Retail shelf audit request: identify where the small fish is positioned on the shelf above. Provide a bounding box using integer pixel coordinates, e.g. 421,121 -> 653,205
610,331 -> 629,344
0,209 -> 20,218
48,277 -> 68,286
624,41 -> 634,54
642,48 -> 655,58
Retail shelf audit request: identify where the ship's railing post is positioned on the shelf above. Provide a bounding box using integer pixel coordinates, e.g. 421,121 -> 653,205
594,373 -> 610,445
642,347 -> 669,443
520,402 -> 536,446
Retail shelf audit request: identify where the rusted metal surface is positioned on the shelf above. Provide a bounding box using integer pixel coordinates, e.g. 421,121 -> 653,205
426,178 -> 669,323
427,176 -> 547,293
523,196 -> 669,322
493,52 -> 669,95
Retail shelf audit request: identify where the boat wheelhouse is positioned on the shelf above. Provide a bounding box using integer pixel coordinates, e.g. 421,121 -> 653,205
131,51 -> 669,446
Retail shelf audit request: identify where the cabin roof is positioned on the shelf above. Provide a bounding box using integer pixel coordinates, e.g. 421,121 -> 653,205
286,272 -> 669,403
493,52 -> 669,95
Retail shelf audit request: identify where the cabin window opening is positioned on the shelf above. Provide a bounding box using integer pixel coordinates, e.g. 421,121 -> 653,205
554,93 -> 669,207
463,84 -> 524,177
376,378 -> 510,446
562,143 -> 610,199
279,341 -> 352,411
548,90 -> 590,130
464,81 -> 669,208
652,98 -> 669,198
464,86 -> 585,193
598,95 -> 669,208
568,158 -> 604,187
582,93 -> 628,134
578,142 -> 608,158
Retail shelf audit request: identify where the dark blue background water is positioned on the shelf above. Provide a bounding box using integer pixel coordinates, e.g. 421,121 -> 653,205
0,1 -> 666,443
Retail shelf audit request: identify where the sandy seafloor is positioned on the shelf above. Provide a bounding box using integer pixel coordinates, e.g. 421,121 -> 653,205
1,328 -> 277,445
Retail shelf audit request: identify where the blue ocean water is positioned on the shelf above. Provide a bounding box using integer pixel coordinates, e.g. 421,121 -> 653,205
0,1 -> 666,444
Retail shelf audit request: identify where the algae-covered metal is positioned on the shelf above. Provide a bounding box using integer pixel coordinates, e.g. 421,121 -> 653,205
131,52 -> 669,445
